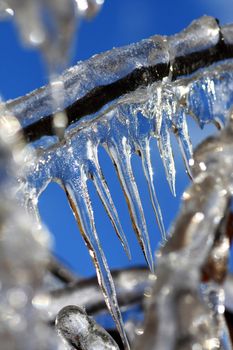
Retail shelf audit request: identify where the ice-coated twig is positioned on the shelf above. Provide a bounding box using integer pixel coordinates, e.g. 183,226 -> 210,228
33,267 -> 151,323
47,257 -> 79,285
5,17 -> 233,142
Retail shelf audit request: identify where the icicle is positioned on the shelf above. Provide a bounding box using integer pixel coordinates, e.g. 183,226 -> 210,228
56,305 -> 119,350
91,168 -> 131,258
157,118 -> 176,196
174,109 -> 193,178
137,80 -> 177,196
138,139 -> 167,241
63,172 -> 129,350
87,141 -> 131,258
107,138 -> 154,273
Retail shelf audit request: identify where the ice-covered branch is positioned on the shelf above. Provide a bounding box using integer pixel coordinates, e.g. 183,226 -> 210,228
34,267 -> 150,323
5,16 -> 233,143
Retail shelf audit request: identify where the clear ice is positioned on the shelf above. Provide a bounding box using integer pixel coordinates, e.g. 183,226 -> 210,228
2,12 -> 233,349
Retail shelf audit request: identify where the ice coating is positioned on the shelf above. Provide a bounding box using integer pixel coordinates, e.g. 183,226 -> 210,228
6,34 -> 170,128
168,16 -> 220,58
222,24 -> 233,45
5,16 -> 224,128
3,15 -> 233,348
0,203 -> 61,350
56,305 -> 119,350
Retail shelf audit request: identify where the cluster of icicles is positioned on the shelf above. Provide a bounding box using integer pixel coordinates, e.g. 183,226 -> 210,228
2,8 -> 233,349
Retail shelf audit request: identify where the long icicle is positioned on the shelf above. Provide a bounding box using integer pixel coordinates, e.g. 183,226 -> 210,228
138,138 -> 167,241
107,138 -> 154,272
174,110 -> 193,178
88,143 -> 131,258
63,172 -> 129,350
157,118 -> 176,196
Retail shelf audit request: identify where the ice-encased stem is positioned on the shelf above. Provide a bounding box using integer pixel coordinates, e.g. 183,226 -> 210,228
0,113 -> 61,349
7,16 -> 231,135
34,267 -> 151,323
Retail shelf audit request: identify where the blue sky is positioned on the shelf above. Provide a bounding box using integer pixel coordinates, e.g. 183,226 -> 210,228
1,1 -> 233,276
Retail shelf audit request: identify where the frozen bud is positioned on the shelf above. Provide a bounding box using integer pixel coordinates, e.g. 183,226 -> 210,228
56,305 -> 119,350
